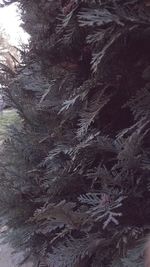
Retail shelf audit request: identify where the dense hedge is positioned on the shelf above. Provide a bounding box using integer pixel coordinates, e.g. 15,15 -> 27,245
0,1 -> 150,266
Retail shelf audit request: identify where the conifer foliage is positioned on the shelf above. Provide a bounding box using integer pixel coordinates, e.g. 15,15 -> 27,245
0,0 -> 150,266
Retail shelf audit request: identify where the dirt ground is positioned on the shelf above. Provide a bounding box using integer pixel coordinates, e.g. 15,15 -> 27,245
0,226 -> 33,267
0,241 -> 33,267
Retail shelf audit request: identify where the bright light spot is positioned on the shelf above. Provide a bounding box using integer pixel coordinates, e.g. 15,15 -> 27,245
0,3 -> 30,46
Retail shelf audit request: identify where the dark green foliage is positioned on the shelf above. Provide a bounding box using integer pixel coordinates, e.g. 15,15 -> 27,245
0,0 -> 150,266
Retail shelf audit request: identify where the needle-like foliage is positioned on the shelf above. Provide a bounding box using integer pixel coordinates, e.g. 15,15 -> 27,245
0,0 -> 150,266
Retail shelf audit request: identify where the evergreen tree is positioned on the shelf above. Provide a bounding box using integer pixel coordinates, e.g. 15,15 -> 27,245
0,0 -> 150,266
